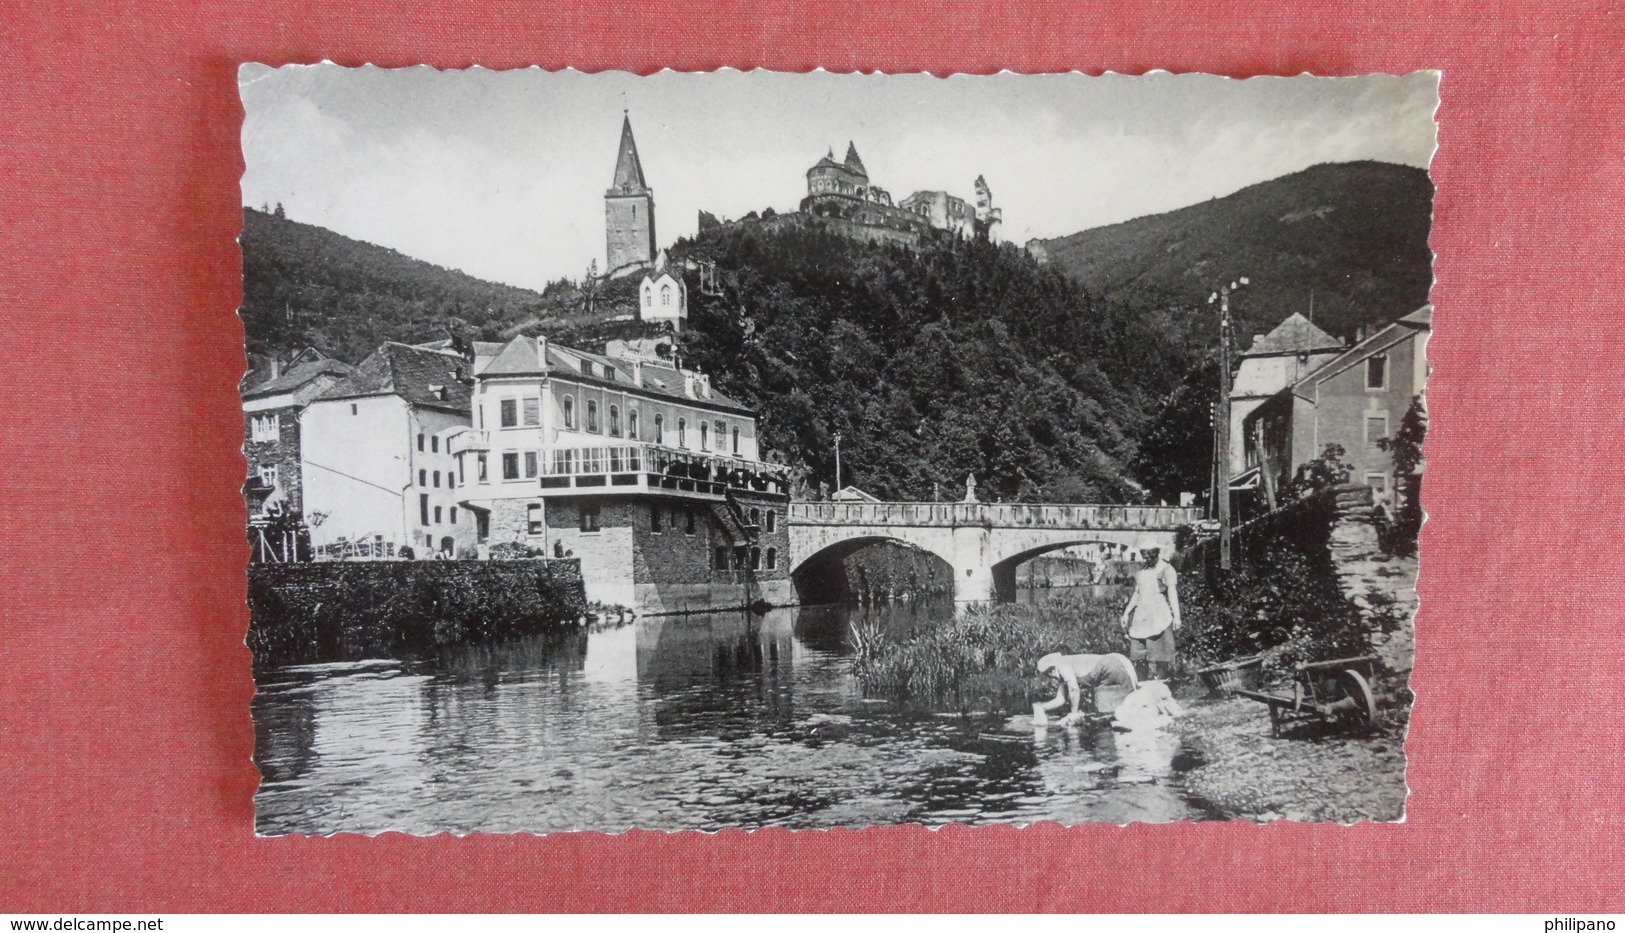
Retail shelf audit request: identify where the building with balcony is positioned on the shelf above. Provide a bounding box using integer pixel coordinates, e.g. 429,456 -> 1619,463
451,333 -> 791,613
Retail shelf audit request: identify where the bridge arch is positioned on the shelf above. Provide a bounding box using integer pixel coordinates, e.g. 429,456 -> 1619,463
985,533 -> 1176,602
789,534 -> 956,606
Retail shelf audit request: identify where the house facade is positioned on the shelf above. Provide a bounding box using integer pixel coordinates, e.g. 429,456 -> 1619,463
450,334 -> 791,613
240,349 -> 352,522
1244,305 -> 1431,505
299,342 -> 477,559
1227,312 -> 1346,474
638,250 -> 687,330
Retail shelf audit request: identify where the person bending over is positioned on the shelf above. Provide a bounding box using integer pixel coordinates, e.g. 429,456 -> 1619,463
1032,651 -> 1139,726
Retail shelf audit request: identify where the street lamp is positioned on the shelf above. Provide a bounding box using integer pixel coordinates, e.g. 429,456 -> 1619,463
1208,276 -> 1249,571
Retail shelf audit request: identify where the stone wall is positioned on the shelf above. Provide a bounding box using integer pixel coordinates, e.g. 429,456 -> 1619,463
246,558 -> 587,668
243,403 -> 304,515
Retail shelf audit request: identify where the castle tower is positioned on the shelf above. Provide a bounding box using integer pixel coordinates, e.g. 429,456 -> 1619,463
974,175 -> 1002,243
604,113 -> 656,277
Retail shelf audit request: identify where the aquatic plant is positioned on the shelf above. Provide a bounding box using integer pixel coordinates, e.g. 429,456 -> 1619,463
850,590 -> 1127,713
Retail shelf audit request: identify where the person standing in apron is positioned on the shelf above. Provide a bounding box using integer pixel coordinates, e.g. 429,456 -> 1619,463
1121,541 -> 1181,681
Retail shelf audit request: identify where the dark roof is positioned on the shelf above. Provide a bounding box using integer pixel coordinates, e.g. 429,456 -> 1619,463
1242,312 -> 1344,357
316,342 -> 472,414
844,141 -> 867,175
1294,304 -> 1432,390
607,114 -> 650,195
480,334 -> 753,415
241,357 -> 353,400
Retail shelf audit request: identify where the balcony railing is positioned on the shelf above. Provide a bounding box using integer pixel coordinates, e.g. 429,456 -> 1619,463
531,443 -> 789,498
787,501 -> 1203,530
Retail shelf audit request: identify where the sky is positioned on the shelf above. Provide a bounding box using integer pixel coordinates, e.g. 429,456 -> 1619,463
240,66 -> 1438,293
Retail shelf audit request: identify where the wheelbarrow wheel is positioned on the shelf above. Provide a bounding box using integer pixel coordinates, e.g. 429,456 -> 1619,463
1336,670 -> 1379,734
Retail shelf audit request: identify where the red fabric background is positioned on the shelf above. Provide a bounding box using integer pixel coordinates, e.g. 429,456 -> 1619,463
3,0 -> 1623,913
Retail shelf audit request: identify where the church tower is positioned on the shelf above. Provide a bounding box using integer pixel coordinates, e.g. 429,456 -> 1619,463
604,113 -> 656,278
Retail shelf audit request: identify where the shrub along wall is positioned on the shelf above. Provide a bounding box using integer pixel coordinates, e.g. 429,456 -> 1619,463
247,559 -> 588,668
1175,487 -> 1374,675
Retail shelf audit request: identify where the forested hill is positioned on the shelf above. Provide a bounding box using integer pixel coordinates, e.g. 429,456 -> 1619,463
1028,161 -> 1435,342
240,207 -> 615,363
667,222 -> 1200,504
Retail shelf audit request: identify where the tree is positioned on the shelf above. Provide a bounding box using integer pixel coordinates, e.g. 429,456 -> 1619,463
1132,357 -> 1219,503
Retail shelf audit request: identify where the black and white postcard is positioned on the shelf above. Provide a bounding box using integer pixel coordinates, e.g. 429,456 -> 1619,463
240,67 -> 1435,834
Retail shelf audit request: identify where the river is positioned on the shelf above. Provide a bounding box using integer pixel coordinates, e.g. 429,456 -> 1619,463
252,589 -> 1212,834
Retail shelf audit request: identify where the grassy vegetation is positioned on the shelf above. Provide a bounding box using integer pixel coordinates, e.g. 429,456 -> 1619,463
850,589 -> 1127,714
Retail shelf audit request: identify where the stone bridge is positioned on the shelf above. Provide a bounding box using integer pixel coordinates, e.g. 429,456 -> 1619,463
786,501 -> 1203,603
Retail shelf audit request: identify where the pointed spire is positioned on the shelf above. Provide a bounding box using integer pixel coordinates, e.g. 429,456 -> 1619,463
610,113 -> 649,194
843,141 -> 865,173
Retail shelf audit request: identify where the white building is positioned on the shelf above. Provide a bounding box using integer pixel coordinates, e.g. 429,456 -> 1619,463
638,250 -> 687,331
1228,312 -> 1345,474
300,342 -> 478,559
450,333 -> 791,612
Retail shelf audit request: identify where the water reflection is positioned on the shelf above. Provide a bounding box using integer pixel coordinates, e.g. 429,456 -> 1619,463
253,596 -> 1203,835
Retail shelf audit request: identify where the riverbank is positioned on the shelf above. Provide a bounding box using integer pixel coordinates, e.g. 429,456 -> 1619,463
1172,694 -> 1408,822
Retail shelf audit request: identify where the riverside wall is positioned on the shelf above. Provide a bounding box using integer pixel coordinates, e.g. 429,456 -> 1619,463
247,558 -> 588,668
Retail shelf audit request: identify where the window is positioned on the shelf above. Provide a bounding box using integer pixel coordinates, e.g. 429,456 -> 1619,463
351,403 -> 358,415
249,414 -> 279,442
583,448 -> 604,474
258,465 -> 277,487
417,432 -> 425,451
458,458 -> 465,484
609,404 -> 621,437
714,421 -> 725,450
477,510 -> 490,542
700,422 -> 709,450
448,473 -> 455,489
522,397 -> 541,426
765,510 -> 776,533
431,436 -> 439,453
654,414 -> 664,444
580,359 -> 594,377
685,509 -> 697,535
604,366 -> 616,382
479,405 -> 484,429
749,507 -> 760,527
527,503 -> 543,536
524,451 -> 539,478
579,503 -> 601,533
420,494 -> 430,526
587,400 -> 599,433
1366,354 -> 1388,390
627,409 -> 639,440
434,505 -> 443,524
661,284 -> 672,307
476,453 -> 488,483
419,469 -> 427,487
552,449 -> 575,475
500,398 -> 518,428
765,547 -> 778,571
643,287 -> 652,308
1365,413 -> 1389,447
732,426 -> 740,455
1366,473 -> 1389,502
678,418 -> 687,447
750,547 -> 761,571
714,546 -> 730,571
449,507 -> 457,524
562,396 -> 575,429
502,452 -> 520,480
650,506 -> 662,534
433,470 -> 441,488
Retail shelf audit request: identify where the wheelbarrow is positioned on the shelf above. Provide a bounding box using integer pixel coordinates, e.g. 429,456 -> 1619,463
1233,655 -> 1381,737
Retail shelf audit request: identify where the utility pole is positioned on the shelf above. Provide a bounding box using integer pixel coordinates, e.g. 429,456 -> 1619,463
833,432 -> 843,493
1209,277 -> 1248,571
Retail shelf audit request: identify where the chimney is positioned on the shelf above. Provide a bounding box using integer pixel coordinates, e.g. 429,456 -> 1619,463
631,359 -> 643,387
537,334 -> 549,369
683,371 -> 696,397
269,356 -> 281,380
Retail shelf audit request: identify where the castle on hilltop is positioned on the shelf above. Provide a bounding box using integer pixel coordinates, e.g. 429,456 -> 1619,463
604,113 -> 658,280
800,142 -> 1002,243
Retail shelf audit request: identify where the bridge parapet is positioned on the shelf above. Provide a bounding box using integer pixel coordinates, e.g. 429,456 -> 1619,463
787,501 -> 1201,530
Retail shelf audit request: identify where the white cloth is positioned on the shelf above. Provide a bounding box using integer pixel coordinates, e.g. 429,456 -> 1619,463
1112,682 -> 1185,732
1126,561 -> 1180,639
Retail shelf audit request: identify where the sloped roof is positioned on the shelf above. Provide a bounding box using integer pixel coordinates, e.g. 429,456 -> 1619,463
1242,312 -> 1344,357
607,114 -> 650,195
241,357 -> 353,400
1294,304 -> 1433,391
1398,304 -> 1433,327
844,141 -> 867,175
316,342 -> 472,414
480,334 -> 753,414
